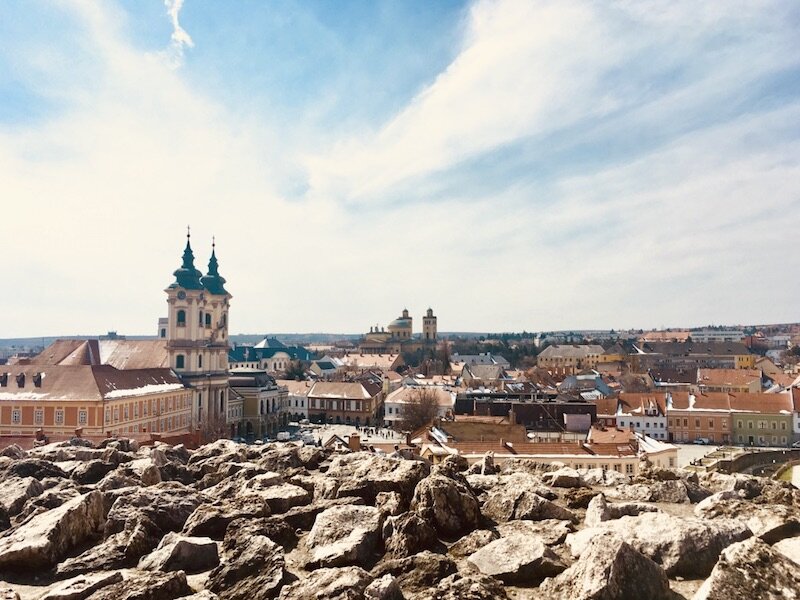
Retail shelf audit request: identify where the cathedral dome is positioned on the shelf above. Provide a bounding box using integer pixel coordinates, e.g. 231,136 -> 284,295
169,231 -> 203,290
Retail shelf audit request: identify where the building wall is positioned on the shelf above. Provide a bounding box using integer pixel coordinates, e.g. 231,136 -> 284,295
732,414 -> 792,447
667,410 -> 731,444
0,390 -> 192,438
308,395 -> 381,426
616,415 -> 669,441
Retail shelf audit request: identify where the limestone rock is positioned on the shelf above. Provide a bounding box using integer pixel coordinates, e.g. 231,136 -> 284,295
0,476 -> 43,517
104,482 -> 207,537
0,445 -> 25,460
483,475 -> 576,524
81,570 -> 192,600
372,551 -> 456,591
277,566 -> 372,600
467,533 -> 566,584
410,474 -> 480,538
326,453 -> 429,503
0,490 -> 106,570
138,532 -> 219,573
695,495 -> 800,543
448,529 -> 498,558
307,505 -> 383,567
382,512 -> 438,558
415,573 -> 508,600
364,575 -> 404,600
244,482 -> 311,513
693,537 -> 800,600
71,461 -> 116,485
57,516 -> 161,576
585,493 -> 660,527
182,495 -> 272,539
495,519 -> 574,546
567,512 -> 751,577
542,467 -> 586,488
773,535 -> 800,566
40,572 -> 123,600
375,491 -> 404,516
207,525 -> 285,600
580,468 -> 630,487
0,588 -> 18,600
540,531 -> 674,600
3,458 -> 67,480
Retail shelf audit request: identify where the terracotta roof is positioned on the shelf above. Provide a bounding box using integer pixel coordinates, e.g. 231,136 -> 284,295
586,427 -> 637,445
728,392 -> 793,415
668,392 -> 730,411
593,397 -> 619,417
340,354 -> 401,370
276,380 -> 313,396
618,392 -> 668,415
0,364 -> 184,402
436,421 -> 528,443
698,369 -> 760,387
435,440 -> 636,458
30,339 -> 169,370
538,345 -> 605,359
640,331 -> 691,342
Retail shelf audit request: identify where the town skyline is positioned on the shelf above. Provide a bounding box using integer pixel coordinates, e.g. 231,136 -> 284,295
2,1 -> 799,336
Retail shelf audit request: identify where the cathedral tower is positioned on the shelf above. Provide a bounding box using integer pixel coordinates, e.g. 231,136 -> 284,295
165,230 -> 232,431
423,307 -> 437,341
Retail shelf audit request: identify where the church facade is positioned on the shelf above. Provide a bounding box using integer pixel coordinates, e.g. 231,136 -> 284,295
360,308 -> 438,354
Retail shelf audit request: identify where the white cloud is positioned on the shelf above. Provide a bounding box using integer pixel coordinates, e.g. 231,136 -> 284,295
163,0 -> 194,68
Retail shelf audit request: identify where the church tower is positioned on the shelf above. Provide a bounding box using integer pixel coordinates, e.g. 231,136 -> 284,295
423,307 -> 437,341
165,230 -> 232,432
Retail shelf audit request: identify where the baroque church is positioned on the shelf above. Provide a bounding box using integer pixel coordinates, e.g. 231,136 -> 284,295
359,308 -> 438,354
161,230 -> 233,430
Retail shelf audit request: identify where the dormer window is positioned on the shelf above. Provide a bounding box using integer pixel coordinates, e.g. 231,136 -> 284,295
16,373 -> 25,387
0,373 -> 7,387
33,373 -> 43,388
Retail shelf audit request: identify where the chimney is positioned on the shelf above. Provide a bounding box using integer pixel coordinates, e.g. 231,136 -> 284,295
348,434 -> 361,452
405,432 -> 412,446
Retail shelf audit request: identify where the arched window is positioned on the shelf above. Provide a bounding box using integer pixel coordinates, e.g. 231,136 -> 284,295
205,313 -> 211,328
177,310 -> 186,327
221,313 -> 227,327
160,328 -> 166,338
199,310 -> 203,326
176,354 -> 185,369
198,354 -> 203,368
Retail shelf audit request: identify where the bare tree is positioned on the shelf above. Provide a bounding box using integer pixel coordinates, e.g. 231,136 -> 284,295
198,412 -> 231,443
398,388 -> 440,431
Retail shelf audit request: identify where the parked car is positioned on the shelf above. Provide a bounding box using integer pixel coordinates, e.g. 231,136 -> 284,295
693,438 -> 710,445
792,440 -> 800,448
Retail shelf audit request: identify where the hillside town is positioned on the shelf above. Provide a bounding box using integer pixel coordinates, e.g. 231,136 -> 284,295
0,235 -> 799,599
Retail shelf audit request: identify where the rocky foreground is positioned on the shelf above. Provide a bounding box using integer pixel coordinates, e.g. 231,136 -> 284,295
0,439 -> 798,600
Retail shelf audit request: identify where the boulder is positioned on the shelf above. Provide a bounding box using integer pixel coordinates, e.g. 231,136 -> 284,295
277,566 -> 373,600
307,505 -> 383,567
448,529 -> 498,558
483,476 -> 577,524
57,516 -> 161,576
495,519 -> 574,546
415,573 -> 508,600
0,490 -> 106,570
695,496 -> 800,543
372,551 -> 456,591
71,461 -> 116,485
467,533 -> 566,584
542,467 -> 586,488
40,572 -> 123,600
245,482 -> 311,513
585,493 -> 660,527
539,531 -> 674,600
326,453 -> 429,503
693,537 -> 800,600
177,593 -> 218,600
0,588 -> 18,600
3,458 -> 66,480
207,526 -> 285,600
364,575 -> 404,600
773,535 -> 800,566
383,512 -> 439,559
104,482 -> 208,536
564,487 -> 602,509
0,445 -> 25,460
580,468 -> 630,487
280,497 -> 366,531
79,570 -> 192,600
566,512 -> 751,577
375,491 -> 404,517
411,474 -> 480,538
182,495 -> 272,539
138,532 -> 219,573
0,477 -> 43,517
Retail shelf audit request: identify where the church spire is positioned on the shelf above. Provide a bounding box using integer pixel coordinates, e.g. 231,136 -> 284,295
169,226 -> 204,290
201,235 -> 228,295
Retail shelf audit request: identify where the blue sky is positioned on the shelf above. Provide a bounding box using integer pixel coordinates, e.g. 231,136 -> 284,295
1,0 -> 799,336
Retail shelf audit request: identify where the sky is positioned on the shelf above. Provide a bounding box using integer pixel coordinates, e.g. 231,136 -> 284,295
1,0 -> 799,337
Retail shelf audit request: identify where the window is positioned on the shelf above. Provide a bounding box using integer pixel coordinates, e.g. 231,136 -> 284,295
781,422 -> 787,430
759,421 -> 767,430
683,418 -> 688,427
134,403 -> 139,418
781,436 -> 787,445
737,420 -> 743,429
722,419 -> 727,430
176,354 -> 185,369
748,420 -> 754,429
737,435 -> 743,443
105,407 -> 111,424
124,405 -> 129,420
695,418 -> 700,428
0,373 -> 7,387
34,409 -> 44,425
113,407 -> 119,422
771,421 -> 777,430
11,409 -> 21,424
198,310 -> 203,326
143,402 -> 148,416
55,409 -> 64,425
668,418 -> 673,427
625,464 -> 634,474
160,328 -> 166,338
177,310 -> 186,327
78,410 -> 87,426
668,458 -> 675,467
198,355 -> 203,368
708,419 -> 714,429
205,313 -> 211,328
